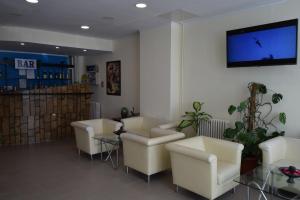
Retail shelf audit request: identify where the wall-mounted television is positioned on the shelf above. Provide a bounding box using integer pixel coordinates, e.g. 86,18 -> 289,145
227,19 -> 298,68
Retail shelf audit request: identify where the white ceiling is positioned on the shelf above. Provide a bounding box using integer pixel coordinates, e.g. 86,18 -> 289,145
0,0 -> 286,39
0,41 -> 108,56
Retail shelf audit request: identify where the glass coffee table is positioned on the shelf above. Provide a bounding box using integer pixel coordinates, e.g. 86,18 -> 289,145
234,166 -> 300,200
93,134 -> 121,169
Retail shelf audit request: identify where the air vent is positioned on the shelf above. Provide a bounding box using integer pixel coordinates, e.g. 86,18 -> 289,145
158,9 -> 199,22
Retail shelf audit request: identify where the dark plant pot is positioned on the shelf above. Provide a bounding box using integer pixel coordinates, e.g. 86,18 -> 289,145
241,156 -> 258,174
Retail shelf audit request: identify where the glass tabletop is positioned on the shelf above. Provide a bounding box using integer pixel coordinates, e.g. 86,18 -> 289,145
234,165 -> 300,199
93,134 -> 120,145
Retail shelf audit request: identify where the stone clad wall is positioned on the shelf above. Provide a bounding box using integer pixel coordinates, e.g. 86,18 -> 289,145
0,84 -> 91,145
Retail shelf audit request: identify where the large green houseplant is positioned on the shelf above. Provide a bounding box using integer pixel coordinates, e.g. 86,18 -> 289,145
177,101 -> 212,134
224,82 -> 286,172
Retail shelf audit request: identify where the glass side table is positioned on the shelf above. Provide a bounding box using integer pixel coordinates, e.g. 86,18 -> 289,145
93,134 -> 121,169
234,165 -> 300,200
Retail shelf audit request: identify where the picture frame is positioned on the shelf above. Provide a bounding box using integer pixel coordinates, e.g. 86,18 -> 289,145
106,60 -> 121,96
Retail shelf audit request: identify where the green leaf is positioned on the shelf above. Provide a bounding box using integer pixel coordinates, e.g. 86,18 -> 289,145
224,128 -> 238,139
235,121 -> 245,131
228,105 -> 237,115
257,83 -> 267,94
185,112 -> 196,117
271,131 -> 285,137
237,100 -> 248,112
199,112 -> 213,118
193,101 -> 202,112
177,120 -> 193,130
272,93 -> 283,104
255,127 -> 267,141
237,132 -> 256,145
279,112 -> 286,125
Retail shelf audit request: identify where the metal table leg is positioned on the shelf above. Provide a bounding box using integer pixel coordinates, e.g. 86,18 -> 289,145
100,140 -> 103,160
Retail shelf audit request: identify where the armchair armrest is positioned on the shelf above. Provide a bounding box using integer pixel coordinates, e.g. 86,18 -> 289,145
121,117 -> 143,131
148,133 -> 185,146
102,119 -> 123,134
121,132 -> 185,146
121,133 -> 150,145
203,137 -> 244,165
71,121 -> 94,136
150,127 -> 185,137
259,136 -> 286,166
166,143 -> 217,163
158,122 -> 179,130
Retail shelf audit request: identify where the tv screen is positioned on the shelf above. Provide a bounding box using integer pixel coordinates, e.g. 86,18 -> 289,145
227,19 -> 298,67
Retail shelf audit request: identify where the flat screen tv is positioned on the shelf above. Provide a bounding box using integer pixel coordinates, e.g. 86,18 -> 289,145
227,19 -> 298,67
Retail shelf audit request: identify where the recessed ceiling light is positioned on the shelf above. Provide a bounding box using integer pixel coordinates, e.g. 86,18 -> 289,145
25,0 -> 39,4
81,25 -> 90,30
83,49 -> 87,52
20,42 -> 25,46
55,46 -> 60,49
136,3 -> 147,8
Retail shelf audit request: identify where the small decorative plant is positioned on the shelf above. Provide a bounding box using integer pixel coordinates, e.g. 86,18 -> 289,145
121,107 -> 129,118
177,101 -> 212,134
224,82 -> 286,158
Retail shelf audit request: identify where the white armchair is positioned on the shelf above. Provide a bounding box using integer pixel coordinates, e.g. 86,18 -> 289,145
71,119 -> 122,159
166,136 -> 244,200
259,136 -> 300,168
120,127 -> 185,182
159,121 -> 196,138
121,116 -> 165,137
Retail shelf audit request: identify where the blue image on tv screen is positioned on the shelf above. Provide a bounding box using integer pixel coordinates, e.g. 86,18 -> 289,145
227,26 -> 297,63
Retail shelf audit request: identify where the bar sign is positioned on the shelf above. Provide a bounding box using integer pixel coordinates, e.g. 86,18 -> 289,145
15,58 -> 37,69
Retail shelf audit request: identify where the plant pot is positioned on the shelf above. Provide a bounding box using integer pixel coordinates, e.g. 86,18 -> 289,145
241,156 -> 258,174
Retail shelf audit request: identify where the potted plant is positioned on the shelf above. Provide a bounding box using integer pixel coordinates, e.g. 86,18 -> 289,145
121,107 -> 129,118
177,101 -> 212,134
224,82 -> 286,173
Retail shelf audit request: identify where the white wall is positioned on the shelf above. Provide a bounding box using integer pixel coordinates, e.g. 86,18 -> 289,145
83,33 -> 140,118
140,24 -> 172,120
170,22 -> 183,120
140,22 -> 183,121
182,0 -> 300,137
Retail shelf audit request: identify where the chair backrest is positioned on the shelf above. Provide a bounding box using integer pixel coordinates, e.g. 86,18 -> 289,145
172,136 -> 206,151
78,119 -> 103,134
122,117 -> 143,131
284,137 -> 300,162
141,117 -> 164,131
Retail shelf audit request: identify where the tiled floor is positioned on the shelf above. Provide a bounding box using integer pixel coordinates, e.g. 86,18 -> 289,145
0,140 -> 276,200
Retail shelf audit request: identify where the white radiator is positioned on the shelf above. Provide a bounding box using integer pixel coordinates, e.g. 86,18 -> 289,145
198,119 -> 229,139
90,101 -> 101,119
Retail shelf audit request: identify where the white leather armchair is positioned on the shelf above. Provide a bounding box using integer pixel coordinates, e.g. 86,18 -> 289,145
121,116 -> 164,137
166,136 -> 244,200
259,136 -> 300,168
259,137 -> 300,193
120,127 -> 185,182
159,121 -> 196,138
71,119 -> 122,159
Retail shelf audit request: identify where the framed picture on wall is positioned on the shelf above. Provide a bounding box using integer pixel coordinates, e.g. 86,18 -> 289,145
106,60 -> 121,96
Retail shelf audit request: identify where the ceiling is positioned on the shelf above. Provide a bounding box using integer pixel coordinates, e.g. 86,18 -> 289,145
0,0 -> 286,39
0,41 -> 109,56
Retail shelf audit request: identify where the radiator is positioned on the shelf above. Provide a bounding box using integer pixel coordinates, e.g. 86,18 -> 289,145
90,101 -> 101,119
198,119 -> 229,139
